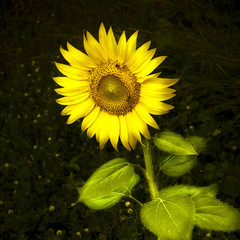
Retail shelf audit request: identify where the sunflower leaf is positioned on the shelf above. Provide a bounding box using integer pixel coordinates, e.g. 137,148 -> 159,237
192,195 -> 240,232
153,131 -> 198,155
158,184 -> 218,199
140,195 -> 195,240
75,173 -> 140,210
79,158 -> 135,200
160,155 -> 197,177
186,136 -> 207,154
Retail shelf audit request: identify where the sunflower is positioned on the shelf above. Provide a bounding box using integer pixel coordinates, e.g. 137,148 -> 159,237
53,23 -> 179,151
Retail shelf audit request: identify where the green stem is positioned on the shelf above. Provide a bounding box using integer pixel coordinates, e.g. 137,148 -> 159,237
142,138 -> 159,200
135,164 -> 147,180
126,195 -> 143,207
142,139 -> 161,240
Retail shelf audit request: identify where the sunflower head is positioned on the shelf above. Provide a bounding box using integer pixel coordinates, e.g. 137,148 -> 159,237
54,23 -> 179,151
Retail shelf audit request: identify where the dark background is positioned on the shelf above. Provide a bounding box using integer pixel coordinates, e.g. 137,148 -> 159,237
0,0 -> 240,239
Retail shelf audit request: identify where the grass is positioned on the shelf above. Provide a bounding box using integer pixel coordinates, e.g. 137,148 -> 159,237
0,0 -> 240,239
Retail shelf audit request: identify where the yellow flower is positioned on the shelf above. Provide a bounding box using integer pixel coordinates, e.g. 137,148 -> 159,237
54,23 -> 179,151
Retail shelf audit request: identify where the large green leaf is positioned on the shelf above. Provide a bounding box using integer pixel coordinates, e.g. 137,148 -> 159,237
153,131 -> 198,155
77,173 -> 140,210
140,195 -> 195,240
192,195 -> 240,231
79,158 -> 135,200
160,155 -> 197,177
186,136 -> 207,154
159,184 -> 218,199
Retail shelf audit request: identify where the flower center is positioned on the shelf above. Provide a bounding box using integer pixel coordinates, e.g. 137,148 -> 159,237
89,61 -> 141,115
98,75 -> 128,103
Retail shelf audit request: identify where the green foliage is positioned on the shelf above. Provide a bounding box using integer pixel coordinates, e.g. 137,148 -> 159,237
140,184 -> 240,238
75,171 -> 140,210
143,130 -> 240,238
75,132 -> 240,239
158,184 -> 218,199
153,131 -> 198,155
160,155 -> 197,177
186,136 -> 207,154
140,195 -> 195,240
155,131 -> 207,177
192,195 -> 240,232
77,158 -> 135,200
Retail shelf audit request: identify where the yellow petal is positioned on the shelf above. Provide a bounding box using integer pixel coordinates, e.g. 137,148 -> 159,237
66,42 -> 96,68
139,56 -> 167,77
83,34 -> 104,63
125,30 -> 139,61
61,105 -> 76,116
132,49 -> 156,76
143,72 -> 161,80
86,31 -> 107,61
142,85 -> 177,94
55,63 -> 86,75
60,46 -> 78,65
134,104 -> 159,129
117,31 -> 127,63
142,77 -> 179,88
141,88 -> 176,101
125,111 -> 142,144
106,26 -> 117,59
81,106 -> 100,131
131,109 -> 151,140
140,96 -> 174,115
96,112 -> 110,149
127,41 -> 151,69
109,115 -> 120,151
56,92 -> 89,105
60,46 -> 90,71
137,72 -> 161,83
53,77 -> 88,88
119,115 -> 131,151
66,98 -> 95,124
87,110 -> 104,138
55,84 -> 89,97
55,78 -> 89,96
55,62 -> 88,80
98,23 -> 108,50
128,130 -> 137,150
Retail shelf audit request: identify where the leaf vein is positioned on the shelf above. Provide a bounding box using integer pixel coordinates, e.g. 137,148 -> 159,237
161,199 -> 184,240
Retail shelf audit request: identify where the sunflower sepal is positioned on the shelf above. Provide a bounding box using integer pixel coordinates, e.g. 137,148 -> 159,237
72,158 -> 140,209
